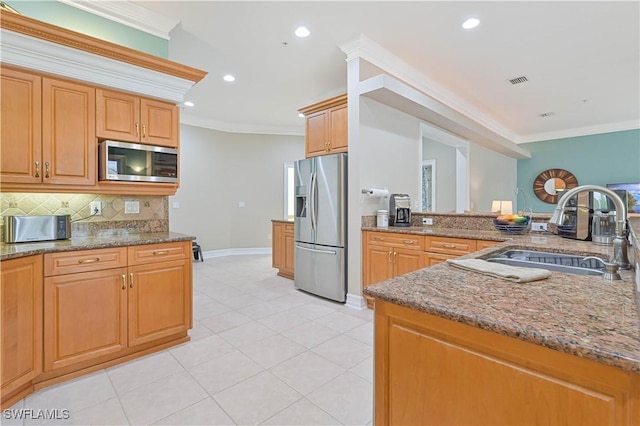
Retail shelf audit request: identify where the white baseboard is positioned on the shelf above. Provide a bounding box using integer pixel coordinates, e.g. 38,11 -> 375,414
202,248 -> 271,259
345,293 -> 368,310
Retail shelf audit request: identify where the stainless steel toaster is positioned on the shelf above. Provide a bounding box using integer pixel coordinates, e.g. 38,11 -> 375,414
3,215 -> 71,243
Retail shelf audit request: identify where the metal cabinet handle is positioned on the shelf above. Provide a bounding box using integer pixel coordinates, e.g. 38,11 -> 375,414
374,237 -> 385,241
78,257 -> 99,264
404,240 -> 415,244
121,274 -> 126,290
129,272 -> 134,288
142,124 -> 146,138
44,162 -> 50,178
153,250 -> 169,256
135,123 -> 140,137
442,244 -> 457,248
394,252 -> 397,262
35,161 -> 40,178
388,251 -> 393,263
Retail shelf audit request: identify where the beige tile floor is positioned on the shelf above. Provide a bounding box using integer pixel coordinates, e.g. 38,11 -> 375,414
6,255 -> 373,426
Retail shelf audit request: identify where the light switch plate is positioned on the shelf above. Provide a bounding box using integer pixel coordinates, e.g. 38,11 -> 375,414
531,222 -> 548,232
422,217 -> 433,225
124,201 -> 140,214
90,201 -> 102,216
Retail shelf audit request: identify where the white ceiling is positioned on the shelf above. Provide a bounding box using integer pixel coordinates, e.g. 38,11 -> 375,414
129,1 -> 639,143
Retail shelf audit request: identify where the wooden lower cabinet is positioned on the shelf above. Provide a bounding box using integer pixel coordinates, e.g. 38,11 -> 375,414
375,300 -> 640,425
362,231 -> 425,309
128,258 -> 192,346
272,221 -> 294,279
1,255 -> 43,406
37,241 -> 192,382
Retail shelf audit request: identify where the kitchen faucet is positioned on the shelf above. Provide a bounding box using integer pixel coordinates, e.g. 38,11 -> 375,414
549,185 -> 631,270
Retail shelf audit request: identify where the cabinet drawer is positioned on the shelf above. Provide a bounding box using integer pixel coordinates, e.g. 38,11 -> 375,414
476,240 -> 501,251
424,236 -> 477,255
128,241 -> 190,265
366,232 -> 424,250
44,247 -> 127,276
283,223 -> 294,234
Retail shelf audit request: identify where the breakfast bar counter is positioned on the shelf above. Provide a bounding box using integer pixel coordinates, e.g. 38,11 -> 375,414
365,225 -> 640,424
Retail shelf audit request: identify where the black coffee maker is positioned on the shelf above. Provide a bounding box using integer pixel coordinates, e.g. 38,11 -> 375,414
389,194 -> 411,227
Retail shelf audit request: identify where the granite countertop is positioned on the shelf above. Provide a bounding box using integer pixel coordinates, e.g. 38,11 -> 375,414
364,232 -> 640,373
362,226 -> 516,241
0,232 -> 195,261
271,219 -> 294,223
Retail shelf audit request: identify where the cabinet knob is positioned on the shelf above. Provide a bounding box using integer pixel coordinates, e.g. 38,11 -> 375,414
35,161 -> 40,178
129,272 -> 134,288
44,161 -> 50,178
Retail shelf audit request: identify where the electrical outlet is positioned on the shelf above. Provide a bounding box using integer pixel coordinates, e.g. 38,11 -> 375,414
422,217 -> 433,225
124,200 -> 140,214
90,201 -> 102,216
531,222 -> 548,232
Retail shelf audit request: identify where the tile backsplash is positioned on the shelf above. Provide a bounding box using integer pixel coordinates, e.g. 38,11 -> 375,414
0,193 -> 169,238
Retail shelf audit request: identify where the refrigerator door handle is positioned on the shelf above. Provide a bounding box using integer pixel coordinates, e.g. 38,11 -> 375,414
296,244 -> 337,255
310,171 -> 317,230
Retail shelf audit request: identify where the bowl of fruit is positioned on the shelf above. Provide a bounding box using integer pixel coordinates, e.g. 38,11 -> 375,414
493,214 -> 531,234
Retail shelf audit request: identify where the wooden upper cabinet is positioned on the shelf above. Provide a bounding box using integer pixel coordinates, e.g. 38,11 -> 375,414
42,77 -> 96,186
0,69 -> 95,186
299,94 -> 347,158
0,67 -> 42,184
97,89 -> 178,148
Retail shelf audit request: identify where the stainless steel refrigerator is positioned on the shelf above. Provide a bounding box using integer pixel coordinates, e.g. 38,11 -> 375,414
294,153 -> 347,302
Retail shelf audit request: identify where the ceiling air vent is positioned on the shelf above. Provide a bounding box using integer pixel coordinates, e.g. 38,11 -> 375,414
508,76 -> 528,85
539,112 -> 556,118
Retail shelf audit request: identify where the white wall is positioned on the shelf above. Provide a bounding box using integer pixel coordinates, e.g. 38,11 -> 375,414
169,124 -> 304,251
468,142 -> 517,212
359,97 -> 421,215
422,137 -> 457,212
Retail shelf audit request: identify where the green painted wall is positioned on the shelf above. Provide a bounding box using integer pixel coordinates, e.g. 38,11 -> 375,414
517,129 -> 640,212
6,0 -> 168,58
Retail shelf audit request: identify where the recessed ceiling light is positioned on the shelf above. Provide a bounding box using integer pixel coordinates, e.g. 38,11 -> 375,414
298,113 -> 305,118
183,101 -> 195,107
295,26 -> 310,38
462,18 -> 480,29
223,74 -> 235,82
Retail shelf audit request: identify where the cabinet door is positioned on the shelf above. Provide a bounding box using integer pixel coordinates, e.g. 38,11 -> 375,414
305,110 -> 329,157
128,259 -> 192,347
328,104 -> 348,152
477,240 -> 500,251
44,268 -> 128,371
0,68 -> 42,184
283,228 -> 295,277
141,98 -> 179,147
272,222 -> 284,269
1,255 -> 43,397
96,89 -> 140,142
42,78 -> 96,186
364,246 -> 394,286
394,248 -> 425,276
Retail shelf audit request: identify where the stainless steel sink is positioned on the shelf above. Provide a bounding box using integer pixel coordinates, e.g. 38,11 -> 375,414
485,249 -> 605,276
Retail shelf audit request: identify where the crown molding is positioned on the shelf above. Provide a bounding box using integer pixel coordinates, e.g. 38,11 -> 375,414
516,120 -> 640,144
1,29 -> 194,103
181,113 -> 305,136
57,0 -> 178,40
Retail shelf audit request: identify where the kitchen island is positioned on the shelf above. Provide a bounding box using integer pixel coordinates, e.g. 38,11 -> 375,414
364,224 -> 640,425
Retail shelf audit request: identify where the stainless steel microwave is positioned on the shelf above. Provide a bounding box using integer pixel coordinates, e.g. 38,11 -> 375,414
98,140 -> 178,183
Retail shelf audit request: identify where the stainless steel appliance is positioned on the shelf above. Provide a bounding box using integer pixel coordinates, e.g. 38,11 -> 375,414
4,215 -> 71,243
98,140 -> 178,183
389,194 -> 411,227
294,153 -> 347,302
